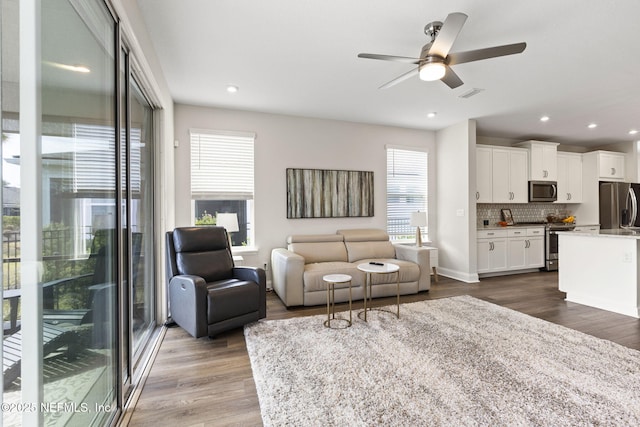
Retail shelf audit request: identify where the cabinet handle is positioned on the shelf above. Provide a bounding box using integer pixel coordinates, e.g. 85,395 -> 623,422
568,193 -> 572,200
526,239 -> 530,248
476,191 -> 479,200
612,167 -> 616,175
543,170 -> 548,178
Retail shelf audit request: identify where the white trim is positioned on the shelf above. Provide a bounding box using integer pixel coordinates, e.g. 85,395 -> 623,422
189,128 -> 256,140
20,0 -> 44,423
385,143 -> 428,153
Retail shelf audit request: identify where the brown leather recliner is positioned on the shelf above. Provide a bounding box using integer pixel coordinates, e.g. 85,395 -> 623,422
166,226 -> 266,338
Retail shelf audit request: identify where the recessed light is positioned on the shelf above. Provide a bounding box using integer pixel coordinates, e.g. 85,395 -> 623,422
427,112 -> 437,118
629,129 -> 638,135
540,116 -> 550,122
226,85 -> 239,93
588,123 -> 597,129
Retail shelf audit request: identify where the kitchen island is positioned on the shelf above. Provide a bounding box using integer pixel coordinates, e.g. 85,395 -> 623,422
559,229 -> 640,318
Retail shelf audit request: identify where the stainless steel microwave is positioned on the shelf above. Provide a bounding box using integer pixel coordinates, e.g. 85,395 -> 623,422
529,181 -> 557,202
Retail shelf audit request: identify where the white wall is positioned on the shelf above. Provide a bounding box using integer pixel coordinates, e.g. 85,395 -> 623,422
436,120 -> 478,282
173,105 -> 436,269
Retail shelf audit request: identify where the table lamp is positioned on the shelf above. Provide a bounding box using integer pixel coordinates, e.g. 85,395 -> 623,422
216,213 -> 239,248
410,211 -> 427,247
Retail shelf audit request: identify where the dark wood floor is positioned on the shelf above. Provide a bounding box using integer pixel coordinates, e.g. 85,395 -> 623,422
127,272 -> 640,426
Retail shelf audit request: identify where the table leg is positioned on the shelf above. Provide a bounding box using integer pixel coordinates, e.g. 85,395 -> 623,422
325,282 -> 331,327
331,283 -> 335,321
396,271 -> 400,319
348,281 -> 352,325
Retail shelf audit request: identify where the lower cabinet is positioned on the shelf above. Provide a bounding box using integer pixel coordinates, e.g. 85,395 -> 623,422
506,228 -> 544,269
478,227 -> 544,275
477,229 -> 508,274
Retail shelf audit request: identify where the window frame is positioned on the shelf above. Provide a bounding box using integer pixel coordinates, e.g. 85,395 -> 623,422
386,145 -> 429,243
189,129 -> 256,249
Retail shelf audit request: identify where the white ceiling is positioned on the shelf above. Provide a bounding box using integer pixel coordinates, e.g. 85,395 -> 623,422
136,0 -> 640,148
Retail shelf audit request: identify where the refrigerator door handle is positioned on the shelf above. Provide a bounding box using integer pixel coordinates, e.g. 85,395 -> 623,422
629,187 -> 638,227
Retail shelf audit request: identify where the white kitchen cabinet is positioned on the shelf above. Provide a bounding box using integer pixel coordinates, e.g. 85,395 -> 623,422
515,140 -> 559,181
478,227 -> 544,275
598,152 -> 625,180
476,146 -> 493,203
574,224 -> 600,233
584,150 -> 625,181
556,152 -> 583,203
477,229 -> 508,274
506,228 -> 545,269
492,147 -> 528,203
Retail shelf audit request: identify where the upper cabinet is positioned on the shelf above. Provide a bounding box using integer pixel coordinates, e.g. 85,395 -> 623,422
476,145 -> 528,203
556,152 -> 583,203
583,150 -> 625,181
599,151 -> 625,181
476,146 -> 493,203
515,140 -> 559,181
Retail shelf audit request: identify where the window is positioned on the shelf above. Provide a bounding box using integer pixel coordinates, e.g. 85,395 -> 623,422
386,146 -> 428,242
190,129 -> 255,247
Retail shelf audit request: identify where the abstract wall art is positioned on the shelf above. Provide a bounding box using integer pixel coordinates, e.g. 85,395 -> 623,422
286,168 -> 374,218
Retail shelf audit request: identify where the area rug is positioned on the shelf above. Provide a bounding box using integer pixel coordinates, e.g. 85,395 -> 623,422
244,295 -> 640,426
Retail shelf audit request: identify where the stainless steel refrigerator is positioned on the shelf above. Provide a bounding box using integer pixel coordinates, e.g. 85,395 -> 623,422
599,181 -> 640,229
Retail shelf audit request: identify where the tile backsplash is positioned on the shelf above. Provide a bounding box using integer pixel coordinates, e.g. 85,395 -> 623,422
477,203 -> 571,227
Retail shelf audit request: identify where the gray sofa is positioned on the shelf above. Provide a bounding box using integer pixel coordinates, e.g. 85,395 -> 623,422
271,228 -> 431,307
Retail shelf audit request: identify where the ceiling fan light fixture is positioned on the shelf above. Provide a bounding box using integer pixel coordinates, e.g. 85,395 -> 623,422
419,61 -> 446,81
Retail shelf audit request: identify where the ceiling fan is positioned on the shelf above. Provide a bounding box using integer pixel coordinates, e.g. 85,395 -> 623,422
358,12 -> 526,89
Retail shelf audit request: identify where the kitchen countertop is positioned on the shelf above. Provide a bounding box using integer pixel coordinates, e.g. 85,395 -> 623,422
565,228 -> 640,239
479,224 -> 547,230
479,222 -> 600,231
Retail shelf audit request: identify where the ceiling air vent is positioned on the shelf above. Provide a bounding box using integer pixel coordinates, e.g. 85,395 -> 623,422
459,88 -> 485,99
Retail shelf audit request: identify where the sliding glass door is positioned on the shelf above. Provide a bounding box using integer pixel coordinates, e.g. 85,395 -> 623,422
1,0 -> 157,425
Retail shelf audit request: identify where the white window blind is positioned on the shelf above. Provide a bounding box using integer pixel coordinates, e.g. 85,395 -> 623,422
386,146 -> 428,240
190,130 -> 255,200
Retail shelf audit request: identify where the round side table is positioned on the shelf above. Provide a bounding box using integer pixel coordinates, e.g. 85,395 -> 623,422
357,262 -> 400,321
322,274 -> 353,329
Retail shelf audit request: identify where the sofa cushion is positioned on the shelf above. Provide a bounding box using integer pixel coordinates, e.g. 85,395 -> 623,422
302,262 -> 364,292
337,228 -> 390,242
356,259 -> 421,284
288,234 -> 348,264
337,228 -> 396,262
344,241 -> 396,263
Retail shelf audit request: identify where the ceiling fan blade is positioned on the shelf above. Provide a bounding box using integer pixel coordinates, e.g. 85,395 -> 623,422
447,42 -> 527,66
378,67 -> 419,89
441,65 -> 463,89
429,12 -> 468,58
358,53 -> 420,64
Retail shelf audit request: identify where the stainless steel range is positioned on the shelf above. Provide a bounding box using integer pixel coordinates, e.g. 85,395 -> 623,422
544,222 -> 576,271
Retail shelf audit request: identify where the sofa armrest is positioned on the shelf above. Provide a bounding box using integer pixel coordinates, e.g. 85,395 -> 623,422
234,266 -> 267,318
394,244 -> 431,291
271,248 -> 305,306
169,275 -> 209,337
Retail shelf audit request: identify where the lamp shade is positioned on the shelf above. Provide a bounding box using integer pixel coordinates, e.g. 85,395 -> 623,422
216,213 -> 239,233
419,62 -> 446,81
410,211 -> 427,227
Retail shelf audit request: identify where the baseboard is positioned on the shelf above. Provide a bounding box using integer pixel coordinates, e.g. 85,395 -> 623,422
436,267 -> 479,283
